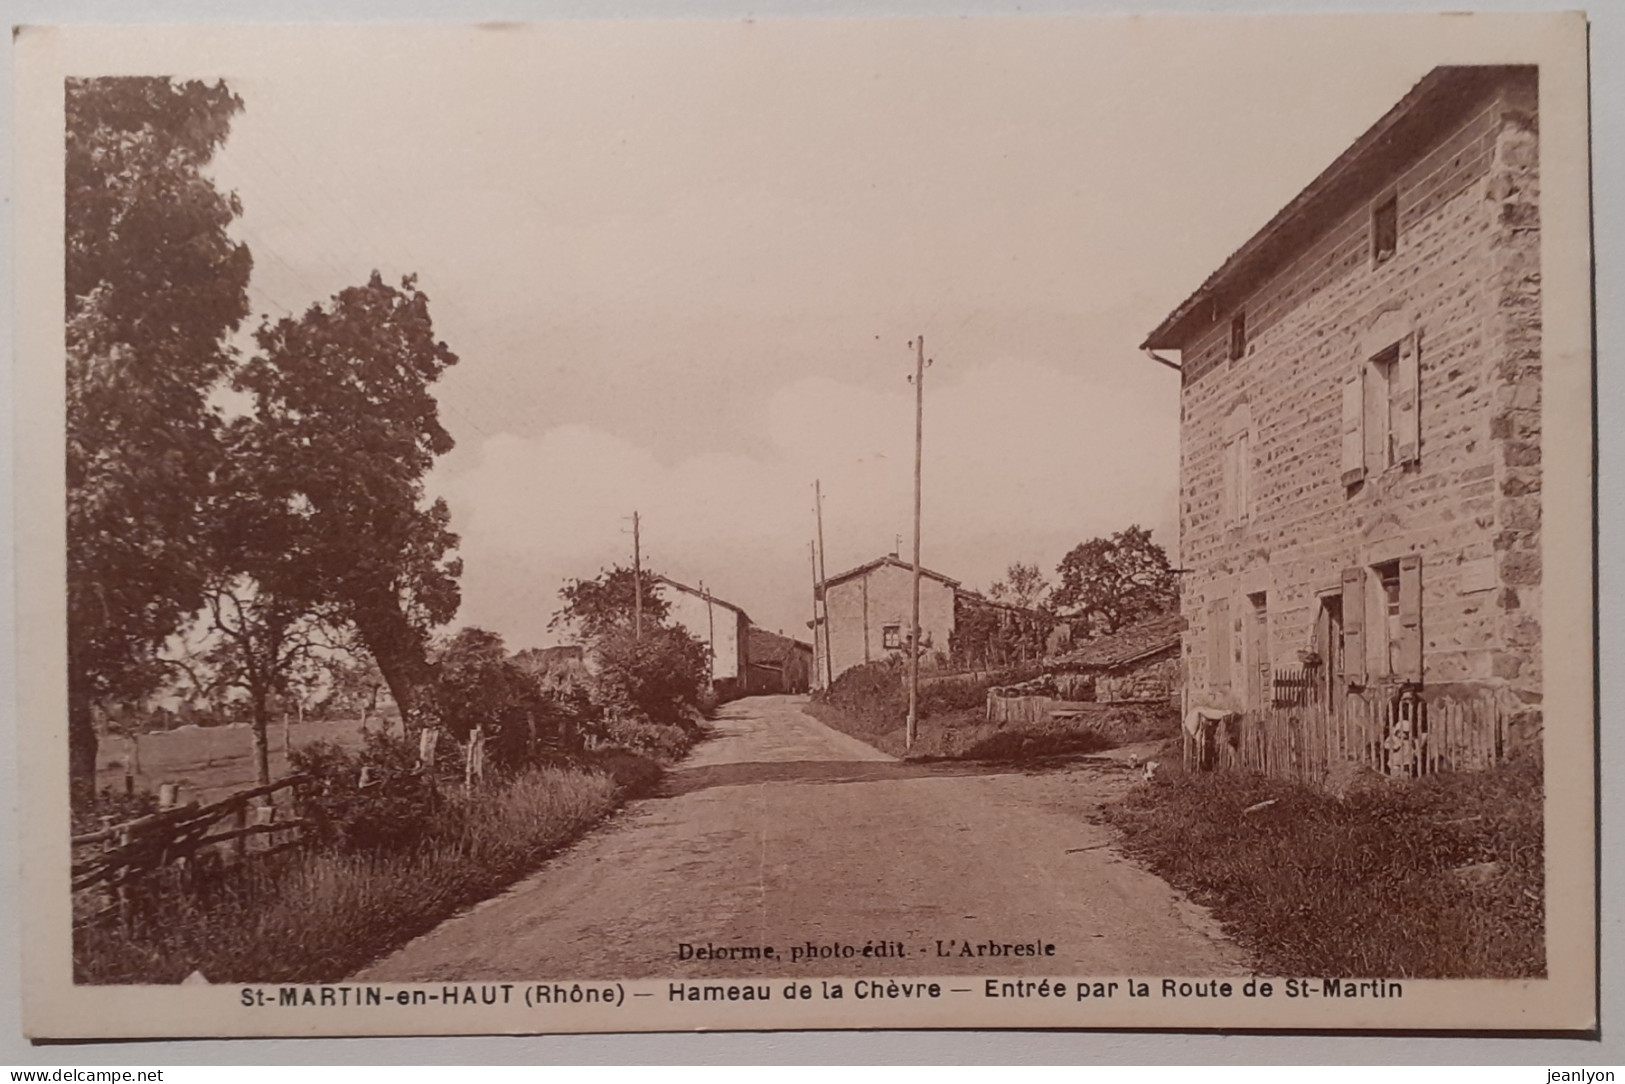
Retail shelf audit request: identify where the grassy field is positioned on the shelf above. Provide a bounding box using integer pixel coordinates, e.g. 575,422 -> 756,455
94,717 -> 385,805
1099,760 -> 1545,978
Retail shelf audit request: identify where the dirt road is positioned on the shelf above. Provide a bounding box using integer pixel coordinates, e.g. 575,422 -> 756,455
356,695 -> 1246,981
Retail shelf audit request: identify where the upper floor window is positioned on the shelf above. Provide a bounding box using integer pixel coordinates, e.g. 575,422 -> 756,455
1228,311 -> 1247,361
1223,402 -> 1252,524
1372,194 -> 1399,265
1341,332 -> 1420,486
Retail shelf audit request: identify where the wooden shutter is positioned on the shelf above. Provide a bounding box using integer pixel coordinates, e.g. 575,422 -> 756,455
1341,567 -> 1366,686
1393,333 -> 1421,464
1397,555 -> 1423,681
1341,371 -> 1366,485
1208,598 -> 1231,692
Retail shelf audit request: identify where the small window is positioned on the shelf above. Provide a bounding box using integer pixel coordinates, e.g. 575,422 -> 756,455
1228,311 -> 1247,361
1372,194 -> 1398,264
882,625 -> 902,650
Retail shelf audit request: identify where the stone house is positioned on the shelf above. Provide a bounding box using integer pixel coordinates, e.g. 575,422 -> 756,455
814,555 -> 958,684
1142,66 -> 1540,738
656,575 -> 752,700
1052,612 -> 1184,705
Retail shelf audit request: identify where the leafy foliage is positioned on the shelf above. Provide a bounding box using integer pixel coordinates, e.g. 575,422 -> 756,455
589,624 -> 711,734
65,77 -> 253,785
988,561 -> 1050,609
433,627 -> 578,770
1051,525 -> 1178,636
233,272 -> 462,733
551,565 -> 669,640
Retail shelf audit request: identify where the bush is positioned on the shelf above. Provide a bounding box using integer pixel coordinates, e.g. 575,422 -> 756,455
591,624 -> 711,731
598,714 -> 691,760
290,731 -> 441,854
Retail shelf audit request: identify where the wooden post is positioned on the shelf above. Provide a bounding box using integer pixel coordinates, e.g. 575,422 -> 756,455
906,335 -> 927,752
815,480 -> 834,692
809,541 -> 822,691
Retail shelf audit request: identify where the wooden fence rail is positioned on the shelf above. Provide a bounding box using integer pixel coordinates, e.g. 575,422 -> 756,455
1194,686 -> 1506,785
72,774 -> 312,930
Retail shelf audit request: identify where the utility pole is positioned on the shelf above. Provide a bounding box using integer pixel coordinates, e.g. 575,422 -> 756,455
632,510 -> 643,640
815,479 -> 834,692
907,335 -> 929,752
809,540 -> 822,691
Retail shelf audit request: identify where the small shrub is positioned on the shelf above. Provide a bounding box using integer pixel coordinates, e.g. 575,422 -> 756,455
597,713 -> 692,761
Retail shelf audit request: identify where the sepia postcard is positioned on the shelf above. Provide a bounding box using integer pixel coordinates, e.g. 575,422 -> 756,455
11,11 -> 1595,1039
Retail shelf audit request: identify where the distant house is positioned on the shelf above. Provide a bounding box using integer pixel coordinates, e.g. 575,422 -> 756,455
815,555 -> 959,685
744,627 -> 815,695
656,576 -> 752,700
1052,613 -> 1183,705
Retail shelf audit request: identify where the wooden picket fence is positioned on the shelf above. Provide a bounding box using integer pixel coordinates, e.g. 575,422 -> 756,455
71,774 -> 314,931
1196,684 -> 1507,784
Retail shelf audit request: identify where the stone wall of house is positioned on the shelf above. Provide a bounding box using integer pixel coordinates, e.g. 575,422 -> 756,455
822,563 -> 956,682
1178,73 -> 1541,717
1096,653 -> 1182,705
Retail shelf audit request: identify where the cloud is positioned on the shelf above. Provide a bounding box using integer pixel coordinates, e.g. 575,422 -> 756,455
435,355 -> 1176,647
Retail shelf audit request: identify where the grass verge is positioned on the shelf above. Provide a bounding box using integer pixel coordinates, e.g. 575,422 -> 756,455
75,755 -> 658,984
805,699 -> 1166,762
1099,760 -> 1544,977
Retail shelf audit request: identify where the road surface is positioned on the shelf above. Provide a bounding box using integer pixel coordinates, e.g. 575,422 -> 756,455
355,695 -> 1246,981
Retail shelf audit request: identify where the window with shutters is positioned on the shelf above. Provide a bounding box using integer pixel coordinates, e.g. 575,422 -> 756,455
1360,556 -> 1423,683
1342,332 -> 1420,487
882,624 -> 901,650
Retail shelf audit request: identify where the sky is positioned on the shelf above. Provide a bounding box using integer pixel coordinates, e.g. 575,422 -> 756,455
133,16 -> 1535,648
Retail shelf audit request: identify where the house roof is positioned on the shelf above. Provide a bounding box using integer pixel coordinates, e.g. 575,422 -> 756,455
1054,612 -> 1184,671
823,555 -> 961,591
654,575 -> 752,621
747,626 -> 812,666
1142,65 -> 1534,352
956,590 -> 1045,617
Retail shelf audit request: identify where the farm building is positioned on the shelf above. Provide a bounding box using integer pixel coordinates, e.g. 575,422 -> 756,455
656,576 -> 752,700
813,554 -> 958,686
1143,66 -> 1542,766
745,627 -> 815,695
1052,613 -> 1183,705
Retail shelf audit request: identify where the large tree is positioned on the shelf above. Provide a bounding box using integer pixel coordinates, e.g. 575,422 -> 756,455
65,77 -> 253,790
233,272 -> 462,738
550,565 -> 669,641
1051,525 -> 1178,636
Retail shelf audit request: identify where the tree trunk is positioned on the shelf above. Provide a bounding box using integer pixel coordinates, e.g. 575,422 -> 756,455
68,679 -> 98,801
250,687 -> 272,786
354,607 -> 441,740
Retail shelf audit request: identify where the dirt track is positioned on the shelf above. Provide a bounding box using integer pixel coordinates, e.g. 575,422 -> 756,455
355,694 -> 1246,981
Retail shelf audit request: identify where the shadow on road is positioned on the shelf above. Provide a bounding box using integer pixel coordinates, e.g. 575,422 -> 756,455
659,754 -> 1130,798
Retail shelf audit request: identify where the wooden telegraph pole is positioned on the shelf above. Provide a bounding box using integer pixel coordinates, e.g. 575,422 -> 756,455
815,479 -> 834,692
632,510 -> 643,640
809,540 -> 822,690
907,335 -> 929,751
